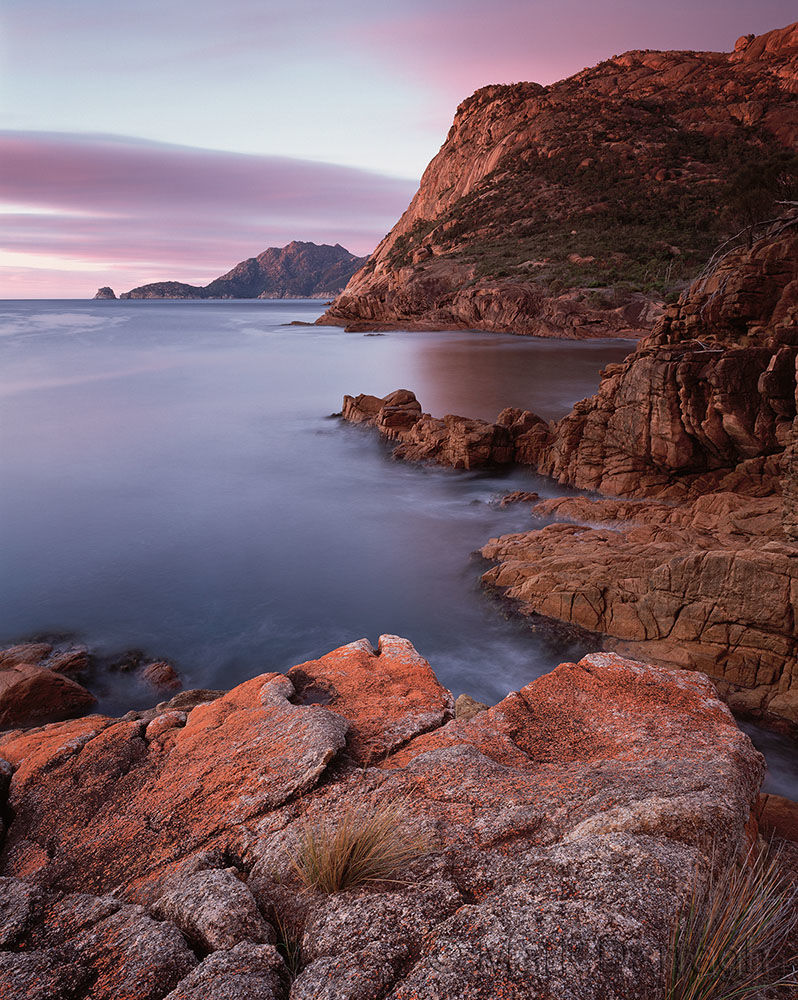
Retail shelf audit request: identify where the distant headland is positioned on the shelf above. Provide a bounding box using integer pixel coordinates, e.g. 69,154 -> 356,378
94,241 -> 366,301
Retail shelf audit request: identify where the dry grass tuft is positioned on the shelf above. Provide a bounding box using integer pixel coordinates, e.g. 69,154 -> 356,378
667,843 -> 798,1000
291,798 -> 428,894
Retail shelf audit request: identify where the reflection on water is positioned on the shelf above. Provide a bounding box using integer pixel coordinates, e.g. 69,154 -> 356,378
0,299 -> 794,800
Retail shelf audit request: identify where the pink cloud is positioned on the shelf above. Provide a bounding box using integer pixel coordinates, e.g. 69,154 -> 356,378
0,132 -> 417,297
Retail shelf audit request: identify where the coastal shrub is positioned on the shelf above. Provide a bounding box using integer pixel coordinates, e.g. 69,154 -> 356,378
290,799 -> 428,893
666,844 -> 798,1000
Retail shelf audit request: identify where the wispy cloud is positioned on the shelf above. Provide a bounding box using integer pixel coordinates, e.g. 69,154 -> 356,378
0,132 -> 417,297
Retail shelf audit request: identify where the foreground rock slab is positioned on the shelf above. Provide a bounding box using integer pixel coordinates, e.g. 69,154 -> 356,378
0,637 -> 767,999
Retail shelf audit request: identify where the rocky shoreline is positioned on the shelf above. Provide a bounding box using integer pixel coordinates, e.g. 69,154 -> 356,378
2,634 -> 796,999
339,218 -> 798,735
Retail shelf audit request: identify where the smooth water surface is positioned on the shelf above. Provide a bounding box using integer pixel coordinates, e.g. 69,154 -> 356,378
1,299 -> 794,796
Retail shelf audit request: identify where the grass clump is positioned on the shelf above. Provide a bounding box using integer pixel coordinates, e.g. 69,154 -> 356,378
291,798 -> 428,894
666,844 -> 798,1000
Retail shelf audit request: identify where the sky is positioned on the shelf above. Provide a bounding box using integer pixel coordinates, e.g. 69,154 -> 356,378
1,0 -> 795,297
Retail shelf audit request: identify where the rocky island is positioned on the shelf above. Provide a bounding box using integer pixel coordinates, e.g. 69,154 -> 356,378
94,242 -> 366,301
321,23 -> 797,338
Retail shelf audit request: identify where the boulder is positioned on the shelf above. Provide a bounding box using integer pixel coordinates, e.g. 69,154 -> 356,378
162,941 -> 286,1000
0,640 -> 768,999
153,867 -> 274,951
140,660 -> 182,693
0,663 -> 96,729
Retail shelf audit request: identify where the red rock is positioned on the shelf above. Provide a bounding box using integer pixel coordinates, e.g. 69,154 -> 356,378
0,663 -> 97,730
0,640 -> 768,1000
757,792 -> 798,843
0,673 -> 350,899
140,660 -> 182,693
144,710 -> 187,742
341,389 -> 550,470
46,647 -> 90,677
288,634 -> 454,763
480,492 -> 797,727
497,489 -> 540,507
0,643 -> 52,668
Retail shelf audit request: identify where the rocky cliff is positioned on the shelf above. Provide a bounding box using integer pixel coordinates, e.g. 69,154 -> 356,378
321,22 -> 798,337
0,636 -> 770,999
118,242 -> 366,299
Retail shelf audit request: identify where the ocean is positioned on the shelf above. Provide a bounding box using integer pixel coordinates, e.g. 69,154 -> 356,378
1,298 -> 794,795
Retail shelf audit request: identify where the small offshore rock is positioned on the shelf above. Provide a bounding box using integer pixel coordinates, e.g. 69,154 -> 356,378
0,643 -> 52,668
498,489 -> 541,507
140,660 -> 182,693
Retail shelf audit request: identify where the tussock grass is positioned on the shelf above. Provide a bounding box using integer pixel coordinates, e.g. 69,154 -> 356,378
291,799 -> 428,894
667,844 -> 798,1000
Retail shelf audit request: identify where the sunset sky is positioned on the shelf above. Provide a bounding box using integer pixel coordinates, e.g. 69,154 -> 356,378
1,0 -> 794,297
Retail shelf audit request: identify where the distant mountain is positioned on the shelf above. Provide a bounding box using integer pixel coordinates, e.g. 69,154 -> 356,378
108,242 -> 367,300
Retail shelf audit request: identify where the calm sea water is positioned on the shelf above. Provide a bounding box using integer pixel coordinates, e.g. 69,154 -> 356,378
0,299 -> 794,796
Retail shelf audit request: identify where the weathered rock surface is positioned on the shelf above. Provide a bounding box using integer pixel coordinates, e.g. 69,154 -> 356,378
539,225 -> 798,497
322,23 -> 798,337
140,660 -> 182,693
162,942 -> 286,1000
288,634 -> 454,762
0,892 -> 197,1000
481,492 -> 798,728
152,867 -> 274,951
120,241 -> 366,300
0,638 -> 769,999
92,286 -> 116,300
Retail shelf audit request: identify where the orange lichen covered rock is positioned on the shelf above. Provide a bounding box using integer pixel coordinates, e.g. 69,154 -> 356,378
288,635 -> 454,762
0,640 -> 772,999
0,673 -> 349,900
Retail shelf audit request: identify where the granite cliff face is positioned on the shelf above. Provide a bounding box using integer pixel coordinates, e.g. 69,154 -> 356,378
0,637 -> 769,999
322,22 -> 798,337
118,242 -> 366,300
538,220 -> 798,497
